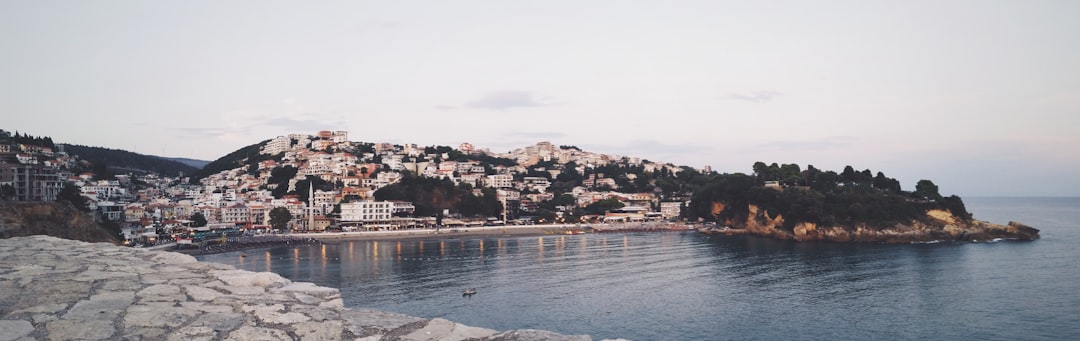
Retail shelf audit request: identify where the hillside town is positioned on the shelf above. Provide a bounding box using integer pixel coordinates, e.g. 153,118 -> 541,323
1,129 -> 701,245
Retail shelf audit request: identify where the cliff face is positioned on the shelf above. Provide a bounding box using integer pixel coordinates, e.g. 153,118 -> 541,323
0,201 -> 119,244
726,204 -> 1039,243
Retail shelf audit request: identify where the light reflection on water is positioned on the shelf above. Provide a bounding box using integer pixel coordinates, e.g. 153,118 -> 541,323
199,198 -> 1080,340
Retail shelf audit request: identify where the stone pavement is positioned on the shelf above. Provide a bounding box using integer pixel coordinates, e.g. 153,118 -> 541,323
0,236 -> 605,341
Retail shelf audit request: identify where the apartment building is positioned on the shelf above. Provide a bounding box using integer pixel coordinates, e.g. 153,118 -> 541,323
340,200 -> 393,226
0,162 -> 62,202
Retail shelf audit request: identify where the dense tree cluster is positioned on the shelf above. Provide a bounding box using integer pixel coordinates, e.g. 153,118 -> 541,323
687,162 -> 972,229
64,144 -> 198,178
373,173 -> 502,220
1,130 -> 56,149
55,183 -> 90,213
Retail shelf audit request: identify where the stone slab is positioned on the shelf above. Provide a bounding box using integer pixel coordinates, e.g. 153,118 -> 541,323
0,320 -> 34,341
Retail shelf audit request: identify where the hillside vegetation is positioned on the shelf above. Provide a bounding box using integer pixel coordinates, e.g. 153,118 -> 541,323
62,144 -> 198,178
687,162 -> 971,230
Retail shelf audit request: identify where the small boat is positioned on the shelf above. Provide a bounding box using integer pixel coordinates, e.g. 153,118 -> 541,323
462,288 -> 477,297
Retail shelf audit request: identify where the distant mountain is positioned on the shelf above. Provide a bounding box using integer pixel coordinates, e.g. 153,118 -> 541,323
161,157 -> 211,169
61,144 -> 199,178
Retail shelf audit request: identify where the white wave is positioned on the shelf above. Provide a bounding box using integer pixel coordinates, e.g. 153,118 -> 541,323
911,240 -> 945,244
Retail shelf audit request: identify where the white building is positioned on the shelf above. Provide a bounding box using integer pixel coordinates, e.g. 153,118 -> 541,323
262,136 -> 291,155
340,201 -> 393,226
485,174 -> 513,188
332,131 -> 348,144
221,204 -> 249,223
660,201 -> 683,220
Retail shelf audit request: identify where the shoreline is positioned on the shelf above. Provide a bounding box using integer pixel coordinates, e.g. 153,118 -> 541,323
305,224 -> 582,241
0,235 -> 594,340
173,224 -> 596,255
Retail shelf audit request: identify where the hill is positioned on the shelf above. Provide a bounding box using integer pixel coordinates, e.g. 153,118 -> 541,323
191,140 -> 270,181
689,162 -> 1039,242
162,157 -> 211,169
61,144 -> 199,178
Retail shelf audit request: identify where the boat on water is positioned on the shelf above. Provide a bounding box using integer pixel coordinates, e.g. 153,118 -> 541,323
462,288 -> 477,297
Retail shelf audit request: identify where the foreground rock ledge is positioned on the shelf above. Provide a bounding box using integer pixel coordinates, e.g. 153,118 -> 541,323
0,236 -> 608,341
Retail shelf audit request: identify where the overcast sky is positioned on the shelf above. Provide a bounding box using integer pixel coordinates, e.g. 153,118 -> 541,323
2,1 -> 1078,197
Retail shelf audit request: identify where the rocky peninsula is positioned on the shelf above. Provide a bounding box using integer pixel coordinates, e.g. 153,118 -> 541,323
701,205 -> 1040,243
0,235 -> 604,341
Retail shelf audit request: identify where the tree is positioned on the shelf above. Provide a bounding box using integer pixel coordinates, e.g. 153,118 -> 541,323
0,184 -> 14,200
56,183 -> 90,212
914,180 -> 942,201
584,198 -> 625,215
269,207 -> 292,232
190,211 -> 208,227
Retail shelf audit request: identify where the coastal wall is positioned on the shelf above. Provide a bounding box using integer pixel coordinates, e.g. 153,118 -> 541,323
706,204 -> 1040,243
0,235 -> 603,341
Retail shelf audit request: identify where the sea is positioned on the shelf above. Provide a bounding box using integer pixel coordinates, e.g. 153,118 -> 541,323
197,197 -> 1080,340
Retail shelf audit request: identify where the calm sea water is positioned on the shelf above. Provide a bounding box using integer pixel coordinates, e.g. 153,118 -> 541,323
198,197 -> 1080,340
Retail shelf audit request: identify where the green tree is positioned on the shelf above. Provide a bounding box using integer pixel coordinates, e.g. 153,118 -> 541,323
294,176 -> 333,204
190,211 -> 208,227
872,172 -> 901,193
914,179 -> 942,200
0,184 -> 14,200
56,183 -> 90,212
939,194 -> 972,220
583,198 -> 625,215
269,207 -> 292,232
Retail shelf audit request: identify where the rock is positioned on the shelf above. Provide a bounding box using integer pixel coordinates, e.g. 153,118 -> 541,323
124,304 -> 199,328
167,326 -> 218,341
224,326 -> 291,341
726,204 -> 1040,243
62,291 -> 134,320
212,269 -> 289,288
292,320 -> 344,340
0,320 -> 35,341
276,282 -> 340,297
183,285 -> 224,302
137,284 -> 185,302
401,318 -> 497,341
341,308 -> 425,336
46,319 -> 115,340
488,329 -> 593,341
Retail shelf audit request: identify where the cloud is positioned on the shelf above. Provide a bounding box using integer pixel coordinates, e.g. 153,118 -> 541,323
173,127 -> 243,139
264,116 -> 346,132
751,136 -> 858,151
580,140 -> 717,166
723,90 -> 783,103
172,112 -> 345,141
467,90 -> 550,110
504,131 -> 567,139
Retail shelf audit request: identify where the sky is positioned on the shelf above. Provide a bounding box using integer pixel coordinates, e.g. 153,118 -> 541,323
2,1 -> 1078,197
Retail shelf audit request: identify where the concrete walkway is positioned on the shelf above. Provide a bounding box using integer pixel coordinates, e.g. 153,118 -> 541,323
0,236 -> 605,341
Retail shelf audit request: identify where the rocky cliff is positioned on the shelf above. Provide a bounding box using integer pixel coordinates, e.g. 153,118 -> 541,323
0,202 -> 119,244
707,204 -> 1039,243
